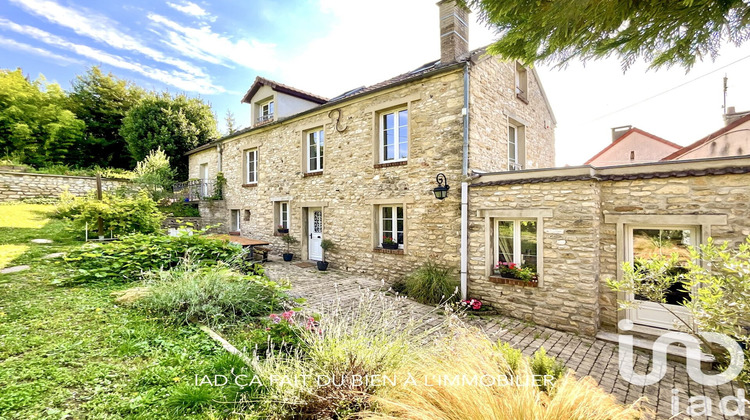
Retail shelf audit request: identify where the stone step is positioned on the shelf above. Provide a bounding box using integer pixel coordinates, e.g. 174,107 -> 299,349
596,330 -> 715,370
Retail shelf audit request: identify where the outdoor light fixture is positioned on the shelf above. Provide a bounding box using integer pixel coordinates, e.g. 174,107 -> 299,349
432,173 -> 450,200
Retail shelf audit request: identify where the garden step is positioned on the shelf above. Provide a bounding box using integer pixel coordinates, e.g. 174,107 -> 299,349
1,265 -> 30,274
30,238 -> 53,244
596,330 -> 715,370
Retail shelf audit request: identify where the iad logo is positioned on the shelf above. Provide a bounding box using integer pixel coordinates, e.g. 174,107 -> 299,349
617,319 -> 744,387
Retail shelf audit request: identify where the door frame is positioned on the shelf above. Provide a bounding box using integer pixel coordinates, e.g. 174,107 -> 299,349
299,203 -> 328,261
306,207 -> 323,261
624,224 -> 698,330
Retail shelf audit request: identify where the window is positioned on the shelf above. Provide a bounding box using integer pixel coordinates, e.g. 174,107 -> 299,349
230,209 -> 240,232
380,205 -> 404,248
257,100 -> 274,123
245,149 -> 257,184
274,201 -> 290,230
495,220 -> 537,274
380,108 -> 408,163
307,128 -> 324,172
515,62 -> 528,102
507,122 -> 525,171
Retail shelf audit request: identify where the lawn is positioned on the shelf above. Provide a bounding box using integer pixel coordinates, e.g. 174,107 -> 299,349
0,204 -> 227,419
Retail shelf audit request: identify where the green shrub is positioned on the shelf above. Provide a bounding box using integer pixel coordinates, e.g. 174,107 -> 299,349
136,265 -> 288,328
401,261 -> 459,305
55,189 -> 164,235
164,383 -> 219,415
133,148 -> 175,201
158,202 -> 200,217
529,347 -> 566,392
62,232 -> 243,284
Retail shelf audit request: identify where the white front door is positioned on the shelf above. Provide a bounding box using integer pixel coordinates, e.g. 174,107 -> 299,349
627,226 -> 696,330
308,208 -> 323,261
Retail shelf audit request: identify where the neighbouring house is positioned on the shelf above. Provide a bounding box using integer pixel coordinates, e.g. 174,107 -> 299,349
185,0 -> 556,280
663,111 -> 750,161
584,126 -> 682,166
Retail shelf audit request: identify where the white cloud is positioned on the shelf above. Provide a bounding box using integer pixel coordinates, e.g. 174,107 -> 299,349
147,13 -> 279,72
8,0 -> 208,77
166,1 -> 212,19
0,18 -> 224,94
0,35 -> 83,65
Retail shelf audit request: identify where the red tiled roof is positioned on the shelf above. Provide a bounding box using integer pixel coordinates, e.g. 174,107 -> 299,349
661,113 -> 750,161
584,127 -> 681,165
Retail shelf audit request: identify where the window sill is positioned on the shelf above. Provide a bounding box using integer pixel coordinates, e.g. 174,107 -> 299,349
488,275 -> 538,287
374,161 -> 407,169
373,247 -> 404,255
515,94 -> 529,105
242,183 -> 258,188
274,232 -> 290,237
303,171 -> 323,178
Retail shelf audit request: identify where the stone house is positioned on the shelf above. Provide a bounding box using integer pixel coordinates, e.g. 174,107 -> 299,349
186,1 -> 556,281
585,126 -> 681,166
664,112 -> 750,161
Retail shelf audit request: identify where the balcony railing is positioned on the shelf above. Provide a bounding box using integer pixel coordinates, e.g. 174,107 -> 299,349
173,179 -> 222,201
256,113 -> 274,125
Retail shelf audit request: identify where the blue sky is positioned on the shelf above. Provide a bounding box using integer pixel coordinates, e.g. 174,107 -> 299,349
2,0 -> 750,166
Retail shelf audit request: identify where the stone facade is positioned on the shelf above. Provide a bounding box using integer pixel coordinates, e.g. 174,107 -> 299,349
469,157 -> 750,336
468,57 -> 555,173
187,56 -> 556,282
0,171 -> 129,202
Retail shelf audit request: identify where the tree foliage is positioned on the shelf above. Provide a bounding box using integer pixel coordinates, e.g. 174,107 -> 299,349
121,92 -> 219,179
67,66 -> 143,168
133,147 -> 175,201
0,69 -> 85,166
467,0 -> 750,70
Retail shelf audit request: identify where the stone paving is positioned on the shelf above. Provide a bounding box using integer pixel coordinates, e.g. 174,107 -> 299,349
264,259 -> 746,420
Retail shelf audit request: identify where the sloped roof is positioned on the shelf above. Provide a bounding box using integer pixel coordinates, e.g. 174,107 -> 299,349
241,76 -> 328,105
584,127 -> 681,165
661,113 -> 750,161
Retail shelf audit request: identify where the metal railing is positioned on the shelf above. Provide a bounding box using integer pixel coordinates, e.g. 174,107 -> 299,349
173,179 -> 222,201
256,113 -> 274,125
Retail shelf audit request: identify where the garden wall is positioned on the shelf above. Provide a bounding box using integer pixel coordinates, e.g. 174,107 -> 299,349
0,171 -> 130,202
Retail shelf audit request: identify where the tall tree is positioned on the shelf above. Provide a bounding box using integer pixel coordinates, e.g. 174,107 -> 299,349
67,66 -> 143,168
0,69 -> 84,166
224,109 -> 237,135
467,0 -> 750,70
120,92 -> 219,179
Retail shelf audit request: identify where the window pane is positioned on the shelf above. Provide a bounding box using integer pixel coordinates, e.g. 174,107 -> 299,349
384,144 -> 394,161
396,206 -> 403,245
497,221 -> 514,264
319,130 -> 324,169
269,101 -> 274,114
398,126 -> 408,159
520,221 -> 537,273
632,228 -> 692,305
398,110 -> 407,127
383,113 -> 394,130
508,126 -> 517,163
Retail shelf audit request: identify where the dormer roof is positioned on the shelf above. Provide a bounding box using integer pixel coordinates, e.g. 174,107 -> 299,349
241,76 -> 328,105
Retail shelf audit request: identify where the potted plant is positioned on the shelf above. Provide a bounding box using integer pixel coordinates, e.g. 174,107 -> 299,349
317,239 -> 335,271
277,224 -> 289,234
382,235 -> 399,250
491,261 -> 539,287
281,234 -> 298,261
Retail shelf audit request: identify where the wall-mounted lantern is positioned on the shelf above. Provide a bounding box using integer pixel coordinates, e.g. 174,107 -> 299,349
432,173 -> 450,200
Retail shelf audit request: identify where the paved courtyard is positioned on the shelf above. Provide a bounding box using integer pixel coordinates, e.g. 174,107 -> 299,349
264,259 -> 745,420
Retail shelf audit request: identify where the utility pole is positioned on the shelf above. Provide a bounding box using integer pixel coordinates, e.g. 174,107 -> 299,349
96,173 -> 104,240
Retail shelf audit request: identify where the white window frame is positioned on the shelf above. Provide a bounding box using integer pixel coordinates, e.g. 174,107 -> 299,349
245,149 -> 257,184
307,129 -> 324,173
508,124 -> 520,171
379,205 -> 404,249
379,108 -> 408,163
515,62 -> 528,101
493,219 -> 538,272
279,202 -> 289,230
259,100 -> 274,117
230,209 -> 240,232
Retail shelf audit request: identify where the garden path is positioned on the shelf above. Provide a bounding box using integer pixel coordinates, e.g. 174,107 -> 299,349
264,260 -> 743,420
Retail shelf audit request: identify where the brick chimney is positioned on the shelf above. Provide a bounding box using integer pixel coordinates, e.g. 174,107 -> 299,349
438,0 -> 469,63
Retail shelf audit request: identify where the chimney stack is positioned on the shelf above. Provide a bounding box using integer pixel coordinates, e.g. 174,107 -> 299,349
438,0 -> 469,63
611,125 -> 632,142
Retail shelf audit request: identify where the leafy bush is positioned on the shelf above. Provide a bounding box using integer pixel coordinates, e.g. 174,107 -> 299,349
401,261 -> 459,305
56,190 -> 164,235
133,147 -> 175,201
158,202 -> 200,217
136,264 -> 289,327
62,232 -> 243,284
529,347 -> 566,392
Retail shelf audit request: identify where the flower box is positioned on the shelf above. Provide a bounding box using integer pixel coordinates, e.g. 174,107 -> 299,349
489,275 -> 538,287
277,228 -> 289,234
381,242 -> 399,250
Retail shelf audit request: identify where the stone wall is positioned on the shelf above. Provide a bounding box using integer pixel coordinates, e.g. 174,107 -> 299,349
190,69 -> 468,281
467,179 -> 601,336
468,57 -> 556,173
0,171 -> 129,202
